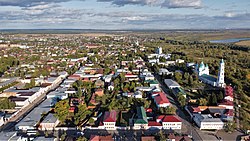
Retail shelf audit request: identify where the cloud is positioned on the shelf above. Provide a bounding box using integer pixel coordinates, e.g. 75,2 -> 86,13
97,0 -> 161,6
162,0 -> 202,8
0,0 -> 85,7
224,12 -> 236,18
97,0 -> 202,8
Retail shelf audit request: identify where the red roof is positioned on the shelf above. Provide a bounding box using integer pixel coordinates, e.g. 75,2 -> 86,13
146,108 -> 152,113
162,115 -> 181,122
154,92 -> 170,104
148,121 -> 162,126
157,115 -> 165,121
103,110 -> 116,122
225,86 -> 233,96
90,135 -> 114,141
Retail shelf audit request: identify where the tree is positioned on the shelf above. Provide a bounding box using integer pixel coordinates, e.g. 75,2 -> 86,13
210,93 -> 217,106
166,106 -> 177,115
30,78 -> 36,87
74,104 -> 91,126
159,57 -> 166,62
88,117 -> 95,124
174,72 -> 182,84
188,75 -> 194,86
76,88 -> 83,98
155,130 -> 167,141
0,97 -> 16,109
225,121 -> 236,133
198,98 -> 208,106
183,72 -> 189,80
218,91 -> 224,102
76,136 -> 88,141
54,100 -> 70,123
160,106 -> 176,115
177,95 -> 186,108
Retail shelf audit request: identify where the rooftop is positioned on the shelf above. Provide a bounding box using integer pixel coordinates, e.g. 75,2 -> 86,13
162,115 -> 182,122
135,106 -> 148,124
15,98 -> 53,128
153,92 -> 170,104
103,110 -> 116,122
41,113 -> 58,123
194,114 -> 224,123
200,74 -> 217,82
164,79 -> 180,88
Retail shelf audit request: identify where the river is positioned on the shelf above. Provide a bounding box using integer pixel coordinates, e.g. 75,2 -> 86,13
209,38 -> 250,43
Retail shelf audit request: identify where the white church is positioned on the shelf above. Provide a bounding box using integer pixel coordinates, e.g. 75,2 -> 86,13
195,59 -> 225,88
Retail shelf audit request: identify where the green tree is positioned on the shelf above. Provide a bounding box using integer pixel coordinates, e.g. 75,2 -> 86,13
210,93 -> 217,106
177,95 -> 186,108
30,78 -> 36,87
225,121 -> 236,133
74,104 -> 91,126
165,106 -> 176,115
174,72 -> 182,84
183,72 -> 189,80
198,98 -> 208,106
188,75 -> 194,86
76,88 -> 83,98
160,106 -> 176,115
76,136 -> 88,141
54,100 -> 70,123
0,98 -> 16,109
218,91 -> 224,102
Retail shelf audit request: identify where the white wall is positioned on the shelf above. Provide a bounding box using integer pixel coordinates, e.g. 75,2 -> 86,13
200,122 -> 224,130
103,122 -> 116,130
162,122 -> 182,129
134,123 -> 148,130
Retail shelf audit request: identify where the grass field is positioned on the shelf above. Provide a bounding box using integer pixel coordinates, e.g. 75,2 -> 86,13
235,40 -> 250,46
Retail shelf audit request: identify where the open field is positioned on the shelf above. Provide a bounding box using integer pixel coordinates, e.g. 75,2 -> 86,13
235,40 -> 250,46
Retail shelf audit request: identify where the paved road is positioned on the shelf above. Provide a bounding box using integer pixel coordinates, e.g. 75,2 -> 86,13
154,74 -> 203,141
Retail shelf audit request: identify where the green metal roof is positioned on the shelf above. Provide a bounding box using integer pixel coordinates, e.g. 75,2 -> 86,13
146,80 -> 158,84
134,106 -> 148,124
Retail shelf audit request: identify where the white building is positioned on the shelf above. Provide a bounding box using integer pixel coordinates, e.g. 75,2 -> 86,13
162,115 -> 182,130
102,110 -> 116,130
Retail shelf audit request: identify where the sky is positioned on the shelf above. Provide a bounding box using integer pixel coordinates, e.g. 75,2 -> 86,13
0,0 -> 249,29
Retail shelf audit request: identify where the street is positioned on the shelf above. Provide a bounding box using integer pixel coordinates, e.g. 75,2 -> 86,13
154,73 -> 203,141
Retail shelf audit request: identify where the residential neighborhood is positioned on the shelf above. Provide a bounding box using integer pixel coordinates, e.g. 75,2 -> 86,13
0,32 -> 249,141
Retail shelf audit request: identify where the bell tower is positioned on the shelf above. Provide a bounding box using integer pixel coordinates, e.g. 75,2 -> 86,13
217,59 -> 225,87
